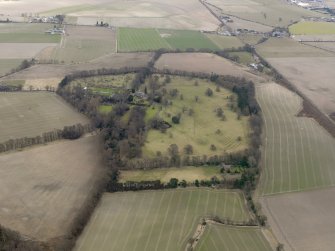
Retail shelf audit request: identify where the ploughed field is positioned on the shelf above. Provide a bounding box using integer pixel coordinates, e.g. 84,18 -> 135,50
196,224 -> 272,251
0,136 -> 104,241
75,189 -> 251,251
256,82 -> 335,195
0,92 -> 89,142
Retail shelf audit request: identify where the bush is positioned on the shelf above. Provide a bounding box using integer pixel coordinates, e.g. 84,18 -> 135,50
172,116 -> 180,124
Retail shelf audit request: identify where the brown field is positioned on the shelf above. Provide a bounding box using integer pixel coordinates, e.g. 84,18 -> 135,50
0,92 -> 89,142
266,57 -> 335,117
261,187 -> 335,251
0,43 -> 57,59
1,52 -> 152,80
155,53 -> 264,82
0,135 -> 104,241
24,78 -> 62,91
292,34 -> 335,42
256,38 -> 333,58
304,42 -> 335,53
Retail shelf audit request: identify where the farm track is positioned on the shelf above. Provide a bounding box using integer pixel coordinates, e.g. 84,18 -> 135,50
257,82 -> 335,195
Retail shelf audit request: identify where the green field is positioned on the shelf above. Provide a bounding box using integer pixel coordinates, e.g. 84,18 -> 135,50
119,166 -> 222,183
98,105 -> 113,114
117,28 -> 223,52
0,23 -> 60,43
117,27 -> 171,52
0,92 -> 89,142
289,21 -> 335,35
257,83 -> 335,195
160,29 -> 219,50
0,59 -> 23,76
229,51 -> 255,64
75,189 -> 251,251
143,76 -> 249,158
196,224 -> 272,251
206,34 -> 244,49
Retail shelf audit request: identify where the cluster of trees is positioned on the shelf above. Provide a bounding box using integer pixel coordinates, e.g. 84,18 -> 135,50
0,124 -> 92,153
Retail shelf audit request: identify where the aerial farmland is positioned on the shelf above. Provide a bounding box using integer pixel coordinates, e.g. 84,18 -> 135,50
1,0 -> 335,250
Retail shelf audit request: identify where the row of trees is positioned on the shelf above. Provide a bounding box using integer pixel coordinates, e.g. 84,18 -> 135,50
0,124 -> 92,153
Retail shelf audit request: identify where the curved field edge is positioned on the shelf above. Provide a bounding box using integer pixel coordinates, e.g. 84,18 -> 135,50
256,82 -> 335,195
195,224 -> 272,251
74,189 -> 252,251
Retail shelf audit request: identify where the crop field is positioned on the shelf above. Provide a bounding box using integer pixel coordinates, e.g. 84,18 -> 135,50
196,224 -> 272,251
75,189 -> 251,251
0,135 -> 104,241
256,82 -> 335,195
304,42 -> 335,52
0,92 -> 89,142
0,23 -> 60,43
0,59 -> 23,77
206,0 -> 324,27
159,29 -> 219,50
0,43 -> 57,59
289,21 -> 335,35
51,25 -> 116,63
119,166 -> 222,183
255,38 -> 332,58
155,53 -> 263,82
226,16 -> 273,33
266,57 -> 335,116
117,27 -> 170,52
2,53 -> 152,80
206,34 -> 244,49
143,75 -> 249,157
238,34 -> 264,45
261,187 -> 335,251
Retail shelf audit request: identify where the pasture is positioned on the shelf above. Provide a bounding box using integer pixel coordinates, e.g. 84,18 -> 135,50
119,166 -> 222,183
0,59 -> 23,77
52,25 -> 116,63
261,187 -> 335,251
143,75 -> 249,157
0,136 -> 104,241
159,29 -> 219,50
266,57 -> 335,116
255,37 -> 332,58
117,27 -> 170,52
155,53 -> 263,82
256,82 -> 335,195
0,92 -> 89,142
289,21 -> 335,35
75,189 -> 251,251
205,0 -> 325,27
206,34 -> 244,49
196,224 -> 272,251
0,23 -> 60,43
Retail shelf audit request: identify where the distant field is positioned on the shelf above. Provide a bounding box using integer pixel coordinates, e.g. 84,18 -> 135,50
206,34 -> 244,49
0,92 -> 89,142
0,59 -> 23,77
304,42 -> 335,52
255,38 -> 332,58
143,75 -> 249,157
117,27 -> 170,52
0,43 -> 57,59
256,83 -> 335,195
289,21 -> 335,35
226,16 -> 273,33
0,136 -> 104,241
262,187 -> 335,251
0,23 -> 60,43
238,34 -> 264,45
206,0 -> 325,27
229,51 -> 255,65
119,166 -> 222,183
196,224 -> 272,251
266,57 -> 335,116
75,189 -> 251,251
155,53 -> 263,82
159,29 -> 219,50
52,25 -> 116,63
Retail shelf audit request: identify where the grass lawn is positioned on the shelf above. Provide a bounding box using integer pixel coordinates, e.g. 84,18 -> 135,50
117,27 -> 171,52
206,34 -> 244,49
143,75 -> 249,158
196,224 -> 272,251
289,21 -> 335,35
75,188 -> 251,251
159,29 -> 219,50
119,166 -> 222,183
